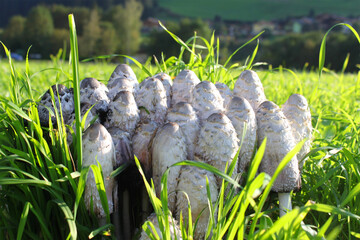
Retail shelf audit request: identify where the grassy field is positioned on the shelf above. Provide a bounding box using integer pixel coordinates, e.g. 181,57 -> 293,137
158,0 -> 360,21
0,17 -> 359,239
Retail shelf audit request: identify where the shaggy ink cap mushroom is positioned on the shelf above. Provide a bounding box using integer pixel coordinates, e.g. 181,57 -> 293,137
82,123 -> 116,218
226,97 -> 257,177
282,94 -> 312,172
153,72 -> 173,108
192,81 -> 225,121
233,70 -> 267,110
151,122 -> 187,213
107,77 -> 134,100
215,82 -> 233,109
171,69 -> 200,106
107,127 -> 133,168
166,102 -> 200,160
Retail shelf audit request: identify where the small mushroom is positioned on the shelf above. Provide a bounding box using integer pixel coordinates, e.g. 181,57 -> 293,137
256,101 -> 301,216
82,123 -> 116,221
195,113 -> 239,187
282,94 -> 312,172
80,78 -> 110,123
153,72 -> 173,108
215,82 -> 233,109
176,165 -> 218,240
132,122 -> 159,177
105,91 -> 140,136
107,77 -> 134,100
135,77 -> 168,125
233,70 -> 267,110
38,84 -> 74,127
226,97 -> 257,179
108,64 -> 138,91
152,122 -> 187,212
107,127 -> 133,167
166,102 -> 200,160
140,212 -> 182,240
192,81 -> 224,121
171,69 -> 200,106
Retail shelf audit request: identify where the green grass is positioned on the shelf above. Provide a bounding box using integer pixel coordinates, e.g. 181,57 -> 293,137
0,15 -> 360,239
158,0 -> 360,21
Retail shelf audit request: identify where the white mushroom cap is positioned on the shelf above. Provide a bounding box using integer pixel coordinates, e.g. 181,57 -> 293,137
166,102 -> 200,160
171,69 -> 200,106
215,82 -> 233,109
195,113 -> 239,186
107,77 -> 134,100
38,84 -> 74,127
82,123 -> 116,218
108,64 -> 138,90
135,77 -> 168,125
132,121 -> 159,177
105,91 -> 139,136
256,101 -> 301,193
80,78 -> 110,122
176,165 -> 218,240
153,72 -> 173,108
233,70 -> 266,110
140,212 -> 182,240
282,94 -> 312,171
192,81 -> 225,121
107,127 -> 133,168
226,97 -> 257,177
152,122 -> 187,212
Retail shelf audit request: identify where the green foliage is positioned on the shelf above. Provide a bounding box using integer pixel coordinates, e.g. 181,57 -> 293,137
2,15 -> 26,51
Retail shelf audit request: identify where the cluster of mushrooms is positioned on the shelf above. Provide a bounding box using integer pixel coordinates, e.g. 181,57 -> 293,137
37,64 -> 312,239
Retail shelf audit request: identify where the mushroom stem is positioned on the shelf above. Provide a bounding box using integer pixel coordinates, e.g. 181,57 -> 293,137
278,192 -> 292,217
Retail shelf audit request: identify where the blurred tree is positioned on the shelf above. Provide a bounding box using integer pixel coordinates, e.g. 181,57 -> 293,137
111,0 -> 143,55
79,7 -> 101,58
24,5 -> 54,57
49,28 -> 69,56
96,22 -> 117,55
2,15 -> 26,51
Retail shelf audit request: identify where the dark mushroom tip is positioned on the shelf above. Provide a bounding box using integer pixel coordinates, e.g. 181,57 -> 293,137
80,78 -> 101,89
228,97 -> 251,111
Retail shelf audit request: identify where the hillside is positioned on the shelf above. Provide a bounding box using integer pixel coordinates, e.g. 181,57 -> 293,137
157,0 -> 360,21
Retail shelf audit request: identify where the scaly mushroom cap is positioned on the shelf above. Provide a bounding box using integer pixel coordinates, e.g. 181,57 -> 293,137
107,77 -> 134,100
171,69 -> 200,106
226,97 -> 257,176
166,102 -> 200,160
80,78 -> 110,122
135,77 -> 168,125
282,94 -> 312,172
192,81 -> 225,121
38,84 -> 74,127
140,213 -> 182,240
195,113 -> 239,186
108,64 -> 138,91
256,101 -> 301,193
153,72 -> 173,108
107,127 -> 133,168
176,165 -> 218,240
233,70 -> 266,110
132,122 -> 158,177
82,123 -> 116,218
215,82 -> 233,109
152,122 -> 187,212
105,91 -> 139,135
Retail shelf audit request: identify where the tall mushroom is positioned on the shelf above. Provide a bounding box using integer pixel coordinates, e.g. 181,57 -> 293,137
82,123 -> 116,224
140,212 -> 182,240
153,72 -> 173,108
176,165 -> 218,239
256,101 -> 301,216
192,81 -> 224,121
215,82 -> 233,109
171,69 -> 200,106
195,113 -> 239,187
166,102 -> 200,160
152,122 -> 187,212
135,77 -> 168,125
80,78 -> 110,123
108,64 -> 138,91
282,94 -> 312,172
107,77 -> 135,100
104,90 -> 140,136
233,70 -> 267,111
226,97 -> 257,180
